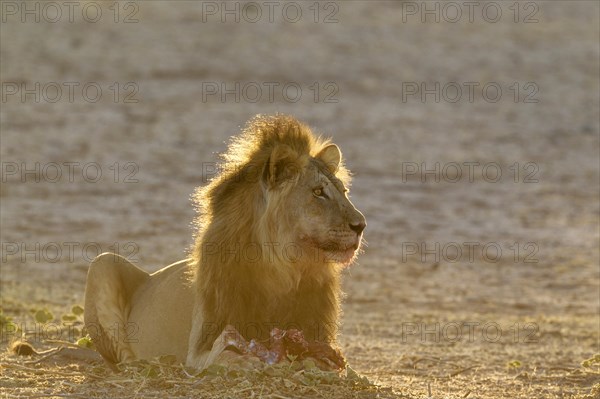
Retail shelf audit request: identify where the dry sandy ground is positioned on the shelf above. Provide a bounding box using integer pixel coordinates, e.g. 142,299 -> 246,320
1,1 -> 599,398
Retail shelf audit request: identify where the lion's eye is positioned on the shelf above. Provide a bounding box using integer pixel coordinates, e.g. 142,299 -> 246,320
313,187 -> 326,198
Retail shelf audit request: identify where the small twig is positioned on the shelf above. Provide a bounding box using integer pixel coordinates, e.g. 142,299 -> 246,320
24,347 -> 65,364
164,379 -> 197,385
229,387 -> 257,396
394,369 -> 428,377
105,380 -> 126,389
45,339 -> 84,349
547,366 -> 578,372
3,363 -> 77,377
413,356 -> 442,366
448,365 -> 478,377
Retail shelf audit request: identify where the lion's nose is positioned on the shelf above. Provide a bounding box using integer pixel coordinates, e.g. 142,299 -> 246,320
349,220 -> 366,235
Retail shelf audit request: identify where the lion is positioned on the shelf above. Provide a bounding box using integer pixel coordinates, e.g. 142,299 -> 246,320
83,114 -> 366,370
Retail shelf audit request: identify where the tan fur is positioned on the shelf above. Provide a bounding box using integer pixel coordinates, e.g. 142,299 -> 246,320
84,114 -> 366,369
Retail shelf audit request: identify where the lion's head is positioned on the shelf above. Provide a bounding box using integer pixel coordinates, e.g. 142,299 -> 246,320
267,143 -> 366,267
192,114 -> 365,276
190,114 -> 365,347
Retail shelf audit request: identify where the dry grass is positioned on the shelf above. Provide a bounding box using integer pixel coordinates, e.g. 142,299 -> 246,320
1,302 -> 598,398
0,341 -> 400,399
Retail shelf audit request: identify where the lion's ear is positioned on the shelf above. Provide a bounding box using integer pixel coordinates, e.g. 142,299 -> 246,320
263,145 -> 301,188
316,144 -> 341,174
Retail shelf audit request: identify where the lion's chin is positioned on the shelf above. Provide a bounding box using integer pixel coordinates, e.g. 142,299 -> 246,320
324,248 -> 357,267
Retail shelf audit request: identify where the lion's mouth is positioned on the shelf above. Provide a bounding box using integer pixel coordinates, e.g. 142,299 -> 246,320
318,241 -> 360,266
301,235 -> 361,266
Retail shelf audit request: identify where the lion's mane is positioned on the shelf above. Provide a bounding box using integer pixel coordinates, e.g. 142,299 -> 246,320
189,114 -> 351,351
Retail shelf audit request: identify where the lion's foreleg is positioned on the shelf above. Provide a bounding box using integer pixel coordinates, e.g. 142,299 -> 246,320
186,295 -> 232,370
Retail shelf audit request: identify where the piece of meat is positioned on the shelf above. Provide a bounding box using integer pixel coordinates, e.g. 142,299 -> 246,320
219,325 -> 346,370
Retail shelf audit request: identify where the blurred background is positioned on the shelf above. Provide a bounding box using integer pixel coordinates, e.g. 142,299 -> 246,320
1,1 -> 598,397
